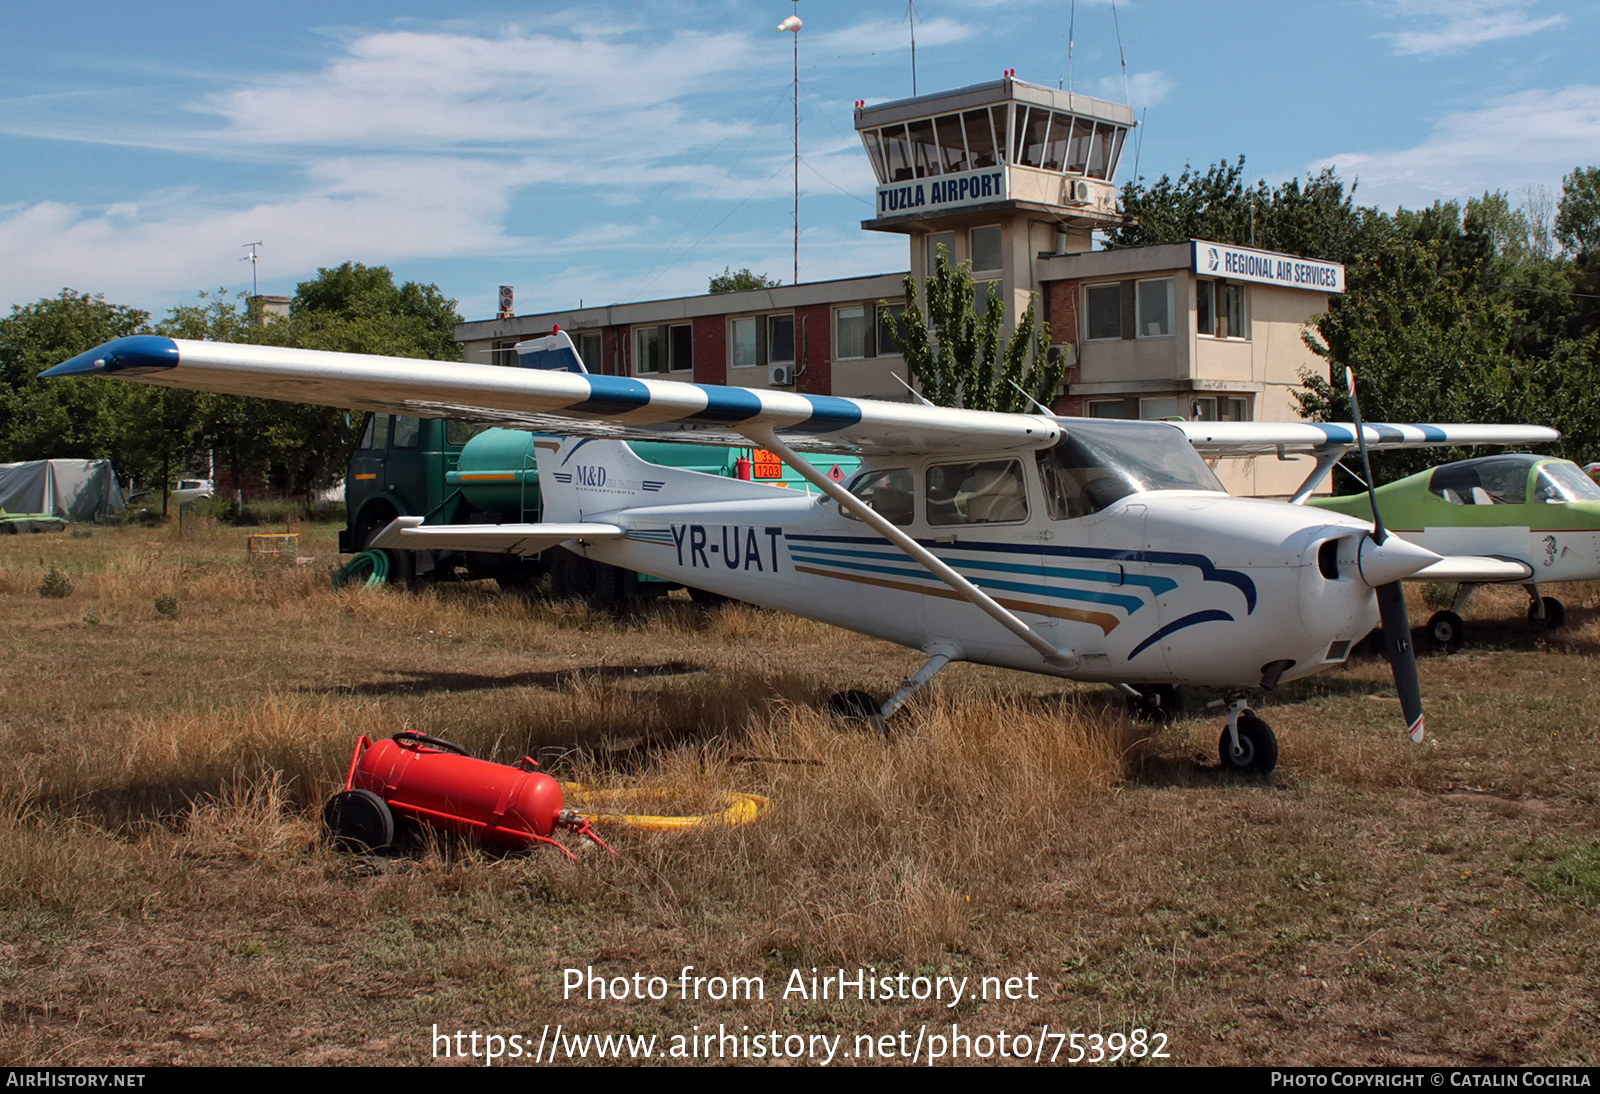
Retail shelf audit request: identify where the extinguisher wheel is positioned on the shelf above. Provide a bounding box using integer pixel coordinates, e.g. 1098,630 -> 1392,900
323,789 -> 396,852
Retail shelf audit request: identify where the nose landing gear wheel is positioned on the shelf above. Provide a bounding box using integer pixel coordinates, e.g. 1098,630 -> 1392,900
1219,713 -> 1278,775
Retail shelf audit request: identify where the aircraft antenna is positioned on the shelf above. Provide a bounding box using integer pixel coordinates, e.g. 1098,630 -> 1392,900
891,372 -> 936,406
241,241 -> 262,296
1007,378 -> 1054,416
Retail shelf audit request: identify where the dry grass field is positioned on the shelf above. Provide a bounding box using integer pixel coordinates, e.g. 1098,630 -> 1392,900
1,519 -> 1597,1066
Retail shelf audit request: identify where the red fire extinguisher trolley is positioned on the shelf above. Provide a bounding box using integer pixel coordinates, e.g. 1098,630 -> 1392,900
324,731 -> 609,859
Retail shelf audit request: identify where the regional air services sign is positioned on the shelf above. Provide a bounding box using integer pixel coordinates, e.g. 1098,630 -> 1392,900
1191,240 -> 1345,294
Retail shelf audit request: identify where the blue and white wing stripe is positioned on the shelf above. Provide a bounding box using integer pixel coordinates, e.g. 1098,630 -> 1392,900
43,336 -> 1059,457
1181,421 -> 1559,455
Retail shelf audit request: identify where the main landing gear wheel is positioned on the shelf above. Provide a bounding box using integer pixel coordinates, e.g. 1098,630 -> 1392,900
550,549 -> 625,610
1426,610 -> 1465,649
1219,713 -> 1278,775
1127,684 -> 1188,723
826,690 -> 888,736
1529,596 -> 1568,630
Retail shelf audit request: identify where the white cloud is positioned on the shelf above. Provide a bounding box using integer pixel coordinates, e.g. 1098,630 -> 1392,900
1377,0 -> 1565,57
1312,84 -> 1600,209
1091,70 -> 1172,109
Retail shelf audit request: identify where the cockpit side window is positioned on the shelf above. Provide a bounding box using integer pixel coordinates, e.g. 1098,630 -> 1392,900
842,468 -> 915,525
925,460 -> 1029,525
1429,457 -> 1530,505
1036,421 -> 1222,519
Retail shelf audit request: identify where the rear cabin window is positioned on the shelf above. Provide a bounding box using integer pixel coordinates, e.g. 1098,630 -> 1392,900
925,460 -> 1028,525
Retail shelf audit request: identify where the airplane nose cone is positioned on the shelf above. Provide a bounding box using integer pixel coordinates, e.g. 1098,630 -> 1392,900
1357,534 -> 1440,588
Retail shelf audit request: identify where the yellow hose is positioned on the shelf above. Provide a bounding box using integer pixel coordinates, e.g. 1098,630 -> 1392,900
562,784 -> 770,831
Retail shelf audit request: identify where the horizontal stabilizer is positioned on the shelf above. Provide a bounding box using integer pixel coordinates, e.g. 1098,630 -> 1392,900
367,516 -> 624,557
1410,555 -> 1536,583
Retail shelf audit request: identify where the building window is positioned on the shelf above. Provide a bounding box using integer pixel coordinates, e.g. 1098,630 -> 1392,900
836,306 -> 869,359
1085,283 -> 1122,340
973,280 -> 1002,317
1088,400 -> 1130,419
576,331 -> 603,371
970,225 -> 1002,274
731,317 -> 758,368
836,303 -> 908,360
1190,396 -> 1251,422
634,326 -> 662,374
877,303 -> 906,356
1197,280 -> 1247,339
768,315 -> 795,365
927,231 -> 956,275
491,339 -> 519,368
1139,397 -> 1180,420
1136,279 -> 1173,338
669,323 -> 693,372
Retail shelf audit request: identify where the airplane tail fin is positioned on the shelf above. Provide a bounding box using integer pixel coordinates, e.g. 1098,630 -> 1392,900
536,436 -> 797,523
513,329 -> 587,374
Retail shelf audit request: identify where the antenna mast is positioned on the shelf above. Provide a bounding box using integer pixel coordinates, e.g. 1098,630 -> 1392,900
779,5 -> 803,286
241,241 -> 262,296
907,1 -> 918,96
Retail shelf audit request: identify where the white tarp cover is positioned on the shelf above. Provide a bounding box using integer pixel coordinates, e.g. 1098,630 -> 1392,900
0,460 -> 126,521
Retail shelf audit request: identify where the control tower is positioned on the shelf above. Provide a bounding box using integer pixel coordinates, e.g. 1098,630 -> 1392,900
855,75 -> 1134,336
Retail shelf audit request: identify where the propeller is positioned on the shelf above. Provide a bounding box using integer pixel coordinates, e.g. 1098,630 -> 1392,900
1345,367 -> 1426,743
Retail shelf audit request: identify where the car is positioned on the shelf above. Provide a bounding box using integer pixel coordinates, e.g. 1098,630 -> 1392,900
170,479 -> 215,503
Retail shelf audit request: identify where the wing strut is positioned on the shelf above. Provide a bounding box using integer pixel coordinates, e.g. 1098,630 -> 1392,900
1288,445 -> 1352,504
739,424 -> 1078,671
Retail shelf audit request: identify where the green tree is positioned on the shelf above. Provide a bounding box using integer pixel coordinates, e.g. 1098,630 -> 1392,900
1555,167 -> 1600,257
292,262 -> 463,360
709,267 -> 781,294
0,290 -> 150,466
883,249 -> 1064,413
1110,157 -> 1390,265
1295,239 -> 1546,482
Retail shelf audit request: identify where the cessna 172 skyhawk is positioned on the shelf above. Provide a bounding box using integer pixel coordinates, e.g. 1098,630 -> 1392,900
43,333 -> 1558,774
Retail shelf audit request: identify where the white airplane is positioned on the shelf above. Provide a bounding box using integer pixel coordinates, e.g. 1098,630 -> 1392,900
43,333 -> 1558,774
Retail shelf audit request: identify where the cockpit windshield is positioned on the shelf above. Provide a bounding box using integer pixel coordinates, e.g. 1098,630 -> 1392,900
1534,461 -> 1600,503
1037,420 -> 1224,519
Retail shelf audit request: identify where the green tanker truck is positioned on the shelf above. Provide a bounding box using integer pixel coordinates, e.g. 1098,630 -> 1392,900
340,412 -> 855,606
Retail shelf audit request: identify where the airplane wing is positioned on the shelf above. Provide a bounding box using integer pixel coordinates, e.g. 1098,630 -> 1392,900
1180,421 -> 1560,456
1409,555 -> 1536,583
42,336 -> 1058,457
367,516 -> 624,557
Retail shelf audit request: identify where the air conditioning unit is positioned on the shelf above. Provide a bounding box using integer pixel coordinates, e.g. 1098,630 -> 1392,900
1069,179 -> 1094,203
769,363 -> 795,387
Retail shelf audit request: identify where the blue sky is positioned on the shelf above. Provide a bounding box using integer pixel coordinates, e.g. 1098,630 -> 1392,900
2,0 -> 1595,323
